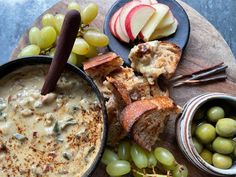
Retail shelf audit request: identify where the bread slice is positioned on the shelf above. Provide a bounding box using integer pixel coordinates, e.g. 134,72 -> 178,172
106,67 -> 168,103
129,41 -> 182,84
83,52 -> 124,78
120,96 -> 180,151
105,94 -> 127,146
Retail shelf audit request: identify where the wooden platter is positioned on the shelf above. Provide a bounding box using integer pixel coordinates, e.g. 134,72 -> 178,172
10,0 -> 236,176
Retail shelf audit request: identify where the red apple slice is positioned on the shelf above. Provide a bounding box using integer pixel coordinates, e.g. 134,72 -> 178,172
119,0 -> 142,39
149,19 -> 178,40
156,11 -> 175,29
140,3 -> 169,41
114,15 -> 130,43
109,8 -> 122,37
125,5 -> 155,40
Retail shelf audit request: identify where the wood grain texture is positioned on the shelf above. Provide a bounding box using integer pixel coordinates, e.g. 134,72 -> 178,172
9,0 -> 236,176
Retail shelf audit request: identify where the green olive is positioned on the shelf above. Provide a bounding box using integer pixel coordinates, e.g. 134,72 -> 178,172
207,106 -> 225,122
191,122 -> 197,136
212,137 -> 235,154
200,149 -> 213,164
216,118 -> 236,137
194,109 -> 205,120
192,137 -> 203,154
195,123 -> 216,144
212,153 -> 232,169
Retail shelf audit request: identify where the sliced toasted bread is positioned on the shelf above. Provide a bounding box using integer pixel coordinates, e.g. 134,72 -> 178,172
120,96 -> 180,151
129,41 -> 181,84
83,52 -> 124,78
106,94 -> 127,146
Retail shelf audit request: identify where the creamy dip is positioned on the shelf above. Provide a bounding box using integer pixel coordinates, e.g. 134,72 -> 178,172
0,65 -> 103,177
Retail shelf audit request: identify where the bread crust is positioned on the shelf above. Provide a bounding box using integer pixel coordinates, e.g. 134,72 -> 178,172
120,96 -> 180,150
83,52 -> 123,78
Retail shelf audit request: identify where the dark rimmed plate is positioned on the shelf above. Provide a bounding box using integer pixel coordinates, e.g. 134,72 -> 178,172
104,0 -> 190,65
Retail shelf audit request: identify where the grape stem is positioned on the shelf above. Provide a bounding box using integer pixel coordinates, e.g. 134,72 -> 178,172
40,45 -> 55,55
132,169 -> 170,177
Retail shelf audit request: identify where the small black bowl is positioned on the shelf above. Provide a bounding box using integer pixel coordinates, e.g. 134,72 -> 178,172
104,0 -> 190,65
0,56 -> 108,177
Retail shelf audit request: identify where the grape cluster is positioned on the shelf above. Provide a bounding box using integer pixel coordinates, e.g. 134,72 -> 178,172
18,2 -> 109,66
101,140 -> 188,177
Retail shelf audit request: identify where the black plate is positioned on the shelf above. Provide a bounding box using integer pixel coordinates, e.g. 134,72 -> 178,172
104,0 -> 190,65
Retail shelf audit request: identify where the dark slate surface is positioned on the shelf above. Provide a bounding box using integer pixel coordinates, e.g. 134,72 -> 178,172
0,0 -> 235,64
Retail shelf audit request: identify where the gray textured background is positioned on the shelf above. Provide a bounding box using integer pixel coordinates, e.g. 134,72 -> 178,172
0,0 -> 235,63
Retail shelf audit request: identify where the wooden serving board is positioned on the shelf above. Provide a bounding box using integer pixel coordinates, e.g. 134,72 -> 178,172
10,0 -> 236,176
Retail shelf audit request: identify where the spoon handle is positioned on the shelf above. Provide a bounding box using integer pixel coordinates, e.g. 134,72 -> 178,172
41,10 -> 81,95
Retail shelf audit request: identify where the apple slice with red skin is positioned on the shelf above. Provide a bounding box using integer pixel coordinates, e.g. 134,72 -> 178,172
119,0 -> 142,39
114,12 -> 130,43
109,8 -> 122,38
125,4 -> 155,40
139,3 -> 169,41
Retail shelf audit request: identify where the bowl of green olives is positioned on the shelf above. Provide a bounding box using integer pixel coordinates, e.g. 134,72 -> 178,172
176,92 -> 236,176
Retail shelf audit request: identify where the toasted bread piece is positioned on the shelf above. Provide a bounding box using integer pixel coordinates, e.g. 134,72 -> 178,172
120,96 -> 180,151
106,77 -> 132,107
129,41 -> 182,84
107,67 -> 168,103
106,94 -> 127,146
83,52 -> 124,78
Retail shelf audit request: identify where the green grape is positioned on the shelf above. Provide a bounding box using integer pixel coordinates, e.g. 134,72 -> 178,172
118,140 -> 131,161
106,160 -> 131,176
55,14 -> 65,33
72,37 -> 89,55
68,53 -> 77,65
172,164 -> 188,177
18,45 -> 40,57
67,2 -> 80,12
76,55 -> 87,67
83,30 -> 109,47
37,26 -> 57,49
130,144 -> 148,169
84,45 -> 97,58
146,151 -> 157,168
84,26 -> 100,32
41,13 -> 56,28
154,147 -> 176,169
101,149 -> 119,165
81,3 -> 98,25
49,48 -> 55,57
29,27 -> 40,45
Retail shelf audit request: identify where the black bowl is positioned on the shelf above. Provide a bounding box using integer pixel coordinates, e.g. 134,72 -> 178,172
0,56 -> 108,177
104,0 -> 190,65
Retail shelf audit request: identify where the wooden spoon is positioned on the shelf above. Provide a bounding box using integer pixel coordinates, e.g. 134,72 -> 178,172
41,10 -> 81,95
